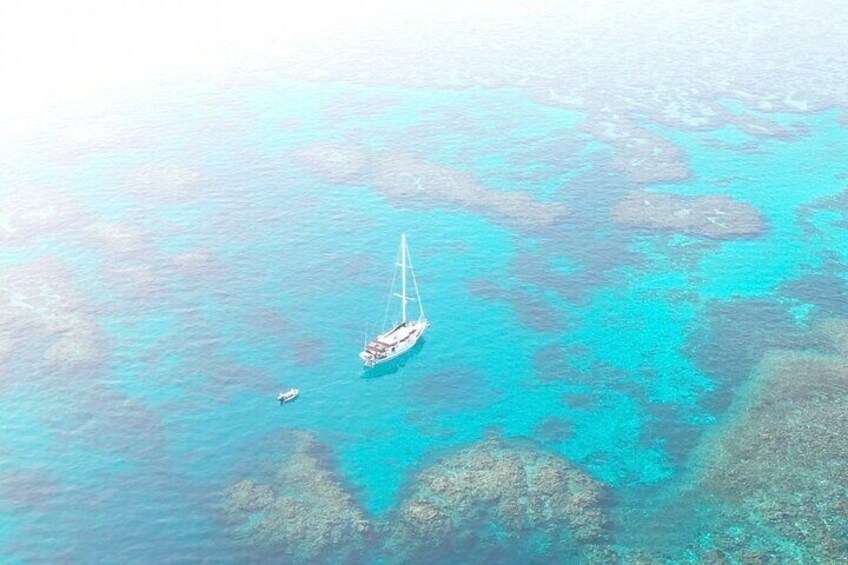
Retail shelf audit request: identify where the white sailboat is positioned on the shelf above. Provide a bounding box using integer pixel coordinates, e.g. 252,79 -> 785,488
359,233 -> 429,367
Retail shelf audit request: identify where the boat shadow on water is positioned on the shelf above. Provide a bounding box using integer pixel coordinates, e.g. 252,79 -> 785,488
361,340 -> 426,380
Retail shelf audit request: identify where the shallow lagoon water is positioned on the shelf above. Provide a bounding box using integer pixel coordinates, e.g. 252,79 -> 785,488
2,62 -> 848,563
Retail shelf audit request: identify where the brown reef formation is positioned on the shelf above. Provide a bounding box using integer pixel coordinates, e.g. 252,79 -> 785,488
0,258 -> 105,379
372,154 -> 569,231
83,221 -> 154,257
386,438 -> 609,561
797,184 -> 848,236
222,435 -> 610,562
264,3 -> 848,185
168,248 -> 220,278
0,189 -> 90,245
582,114 -> 689,184
292,143 -> 569,232
101,263 -> 166,299
123,163 -> 204,204
0,186 -> 195,302
693,318 -> 848,561
612,191 -> 764,239
292,142 -> 370,184
467,278 -> 568,333
222,431 -> 370,562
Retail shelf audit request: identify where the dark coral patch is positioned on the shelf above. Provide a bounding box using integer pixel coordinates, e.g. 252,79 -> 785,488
386,438 -> 610,562
534,416 -> 575,445
695,334 -> 848,561
292,142 -> 370,184
612,191 -> 765,239
407,368 -> 504,413
685,299 -> 814,414
0,258 -> 106,376
123,164 -> 205,205
222,431 -> 371,562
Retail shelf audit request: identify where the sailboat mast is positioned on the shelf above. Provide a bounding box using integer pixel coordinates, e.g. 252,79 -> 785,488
401,232 -> 407,323
409,247 -> 424,321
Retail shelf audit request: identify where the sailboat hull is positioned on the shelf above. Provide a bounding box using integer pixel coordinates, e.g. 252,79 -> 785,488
360,320 -> 429,367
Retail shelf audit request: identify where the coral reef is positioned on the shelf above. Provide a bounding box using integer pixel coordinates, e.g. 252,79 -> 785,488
225,479 -> 275,514
247,308 -> 293,336
270,4 -> 848,187
124,164 -> 203,204
291,144 -> 569,232
292,339 -> 327,366
270,3 -> 848,111
222,431 -> 370,562
406,368 -> 504,413
292,142 -> 369,184
101,263 -> 165,298
0,470 -> 65,513
612,191 -> 765,239
695,320 -> 848,561
386,438 -> 609,561
684,299 -> 814,413
0,188 -> 89,245
534,343 -> 591,383
796,185 -> 848,236
0,258 -> 104,373
40,386 -> 168,459
534,417 -> 575,445
583,114 -> 690,184
817,317 -> 848,356
43,321 -> 103,371
780,272 -> 848,316
168,248 -> 220,278
372,154 -> 568,231
82,221 -> 153,257
467,278 -> 567,332
0,328 -> 14,369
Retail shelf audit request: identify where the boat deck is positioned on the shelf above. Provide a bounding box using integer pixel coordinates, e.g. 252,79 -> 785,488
364,321 -> 426,358
377,323 -> 420,346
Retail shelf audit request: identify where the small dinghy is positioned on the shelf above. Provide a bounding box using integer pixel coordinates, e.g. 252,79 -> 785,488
277,388 -> 299,403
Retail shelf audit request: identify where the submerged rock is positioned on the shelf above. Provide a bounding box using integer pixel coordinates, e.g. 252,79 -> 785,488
373,155 -> 569,231
582,114 -> 690,184
222,431 -> 370,562
82,221 -> 154,258
695,323 -> 848,561
224,479 -> 275,514
796,185 -> 848,235
386,438 -> 609,561
291,144 -> 569,232
43,328 -> 103,371
0,334 -> 11,367
124,164 -> 203,204
468,279 -> 567,333
0,470 -> 66,513
101,263 -> 165,298
168,248 -> 219,278
534,416 -> 575,445
0,188 -> 89,245
612,191 -> 764,239
816,317 -> 848,356
0,258 -> 105,374
292,142 -> 370,184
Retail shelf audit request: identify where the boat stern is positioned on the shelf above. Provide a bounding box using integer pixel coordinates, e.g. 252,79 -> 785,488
359,350 -> 376,367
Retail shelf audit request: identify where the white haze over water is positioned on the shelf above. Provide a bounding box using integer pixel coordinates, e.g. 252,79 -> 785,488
2,0 -> 846,134
0,0 -> 546,127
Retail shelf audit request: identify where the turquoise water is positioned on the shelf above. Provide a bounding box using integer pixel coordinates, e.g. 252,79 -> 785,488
2,75 -> 848,563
